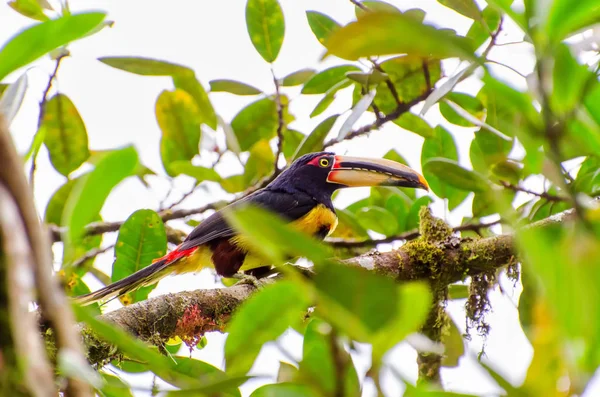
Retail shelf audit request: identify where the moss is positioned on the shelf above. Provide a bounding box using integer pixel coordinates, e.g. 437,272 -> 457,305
465,270 -> 497,342
418,207 -> 453,243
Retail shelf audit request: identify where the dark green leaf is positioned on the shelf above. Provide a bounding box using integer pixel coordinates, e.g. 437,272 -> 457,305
169,161 -> 221,182
111,210 -> 167,304
424,158 -> 489,192
245,0 -> 285,63
173,73 -> 218,130
356,206 -> 398,236
437,0 -> 481,20
41,94 -> 90,176
231,97 -> 285,151
490,160 -> 523,185
251,383 -> 317,397
99,56 -> 189,76
324,12 -> 476,61
439,92 -> 485,127
306,11 -> 340,45
281,69 -> 316,86
292,114 -> 338,160
156,89 -> 202,176
301,65 -> 360,94
209,79 -> 261,95
62,147 -> 138,262
0,12 -> 105,81
225,281 -> 309,374
393,111 -> 434,138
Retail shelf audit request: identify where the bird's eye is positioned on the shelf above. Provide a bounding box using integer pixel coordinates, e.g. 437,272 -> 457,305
319,158 -> 330,167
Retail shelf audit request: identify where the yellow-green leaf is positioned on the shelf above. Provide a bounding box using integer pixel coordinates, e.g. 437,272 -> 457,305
281,68 -> 316,86
99,56 -> 189,76
209,79 -> 261,95
302,65 -> 360,94
306,11 -> 340,45
245,0 -> 285,63
424,157 -> 489,192
231,97 -> 289,151
292,114 -> 338,160
8,0 -> 48,21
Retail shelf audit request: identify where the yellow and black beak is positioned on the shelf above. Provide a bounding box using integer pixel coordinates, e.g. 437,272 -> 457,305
327,155 -> 429,191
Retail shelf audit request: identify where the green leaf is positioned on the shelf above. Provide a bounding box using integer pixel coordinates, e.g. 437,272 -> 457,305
245,0 -> 285,63
244,140 -> 275,185
8,0 -> 49,21
231,97 -> 282,151
45,179 -> 77,225
437,0 -> 481,20
314,262 -> 399,341
173,73 -> 218,130
42,94 -> 90,176
225,281 -> 309,374
98,372 -> 134,397
163,356 -> 244,396
551,44 -> 594,115
424,158 -> 489,192
306,11 -> 340,45
0,73 -> 28,125
63,146 -> 138,263
301,65 -> 360,94
466,7 -> 501,49
546,0 -> 600,42
282,129 -> 305,161
309,80 -> 348,118
251,384 -> 317,397
393,112 -> 434,138
441,315 -> 465,367
406,196 -> 434,230
221,174 -> 246,193
355,1 -> 401,18
439,92 -> 485,127
209,79 -> 261,95
356,206 -> 398,236
421,126 -> 469,209
98,56 -> 189,76
324,12 -> 476,61
490,160 -> 522,185
0,12 -> 105,82
156,89 -> 202,175
337,89 -> 375,140
292,114 -> 338,160
298,319 -> 342,394
111,210 -> 167,304
281,68 -> 316,86
469,129 -> 513,174
448,284 -> 469,299
169,161 -> 221,182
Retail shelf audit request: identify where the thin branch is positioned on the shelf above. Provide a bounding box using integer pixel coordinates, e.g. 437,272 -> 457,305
485,59 -> 528,78
349,0 -> 369,11
328,220 -> 501,247
272,68 -> 285,178
500,181 -> 566,202
31,54 -> 67,190
72,245 -> 114,269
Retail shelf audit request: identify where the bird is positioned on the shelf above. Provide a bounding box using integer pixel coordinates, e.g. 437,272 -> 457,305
75,151 -> 429,305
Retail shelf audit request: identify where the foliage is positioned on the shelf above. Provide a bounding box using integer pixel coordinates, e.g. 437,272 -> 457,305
1,0 -> 600,395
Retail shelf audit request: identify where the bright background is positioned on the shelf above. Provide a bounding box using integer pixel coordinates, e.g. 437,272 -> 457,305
2,0 -> 597,396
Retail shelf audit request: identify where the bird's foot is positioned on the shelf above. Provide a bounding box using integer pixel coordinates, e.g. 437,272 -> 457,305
231,273 -> 264,289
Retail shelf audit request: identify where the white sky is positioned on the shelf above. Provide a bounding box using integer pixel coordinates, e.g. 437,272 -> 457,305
2,0 -> 599,396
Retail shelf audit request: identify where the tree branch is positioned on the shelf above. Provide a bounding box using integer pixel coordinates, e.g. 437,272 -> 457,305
65,205 -> 579,366
272,68 -> 285,178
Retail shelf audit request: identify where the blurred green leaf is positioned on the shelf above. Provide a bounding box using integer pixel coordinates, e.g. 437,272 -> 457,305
245,0 -> 285,63
421,126 -> 469,209
281,69 -> 316,87
448,284 -> 469,300
221,174 -> 246,194
306,11 -> 340,45
552,44 -> 595,115
8,0 -> 49,21
490,160 -> 522,185
42,94 -> 90,176
393,112 -> 435,138
324,12 -> 476,61
251,384 -> 317,397
546,0 -> 600,43
484,0 -> 527,33
225,281 -> 309,375
98,372 -> 134,397
584,81 -> 600,127
209,79 -> 261,95
301,65 -> 360,94
466,7 -> 501,49
163,356 -> 243,396
439,92 -> 485,127
469,129 -> 513,174
406,196 -> 434,230
328,208 -> 369,239
45,179 -> 77,225
169,161 -> 221,183
437,0 -> 481,20
371,282 -> 431,362
231,97 -> 288,151
111,210 -> 167,304
346,69 -> 389,86
282,128 -> 304,161
355,1 -> 401,18
173,73 -> 218,130
0,12 -> 105,82
313,263 -> 398,341
277,362 -> 298,383
244,140 -> 275,185
63,146 -> 138,263
292,114 -> 338,160
99,56 -> 189,76
441,315 -> 465,367
356,206 -> 398,236
575,156 -> 600,196
156,89 -> 202,175
424,158 -> 489,193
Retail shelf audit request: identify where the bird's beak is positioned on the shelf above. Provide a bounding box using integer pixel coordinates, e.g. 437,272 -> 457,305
327,155 -> 429,191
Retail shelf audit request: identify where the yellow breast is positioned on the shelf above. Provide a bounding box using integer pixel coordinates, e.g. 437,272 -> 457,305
292,204 -> 338,236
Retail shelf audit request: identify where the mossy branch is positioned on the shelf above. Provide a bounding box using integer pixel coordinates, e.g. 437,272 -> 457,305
62,206 -> 577,367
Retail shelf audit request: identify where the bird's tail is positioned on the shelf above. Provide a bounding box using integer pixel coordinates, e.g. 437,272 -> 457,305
74,258 -> 172,306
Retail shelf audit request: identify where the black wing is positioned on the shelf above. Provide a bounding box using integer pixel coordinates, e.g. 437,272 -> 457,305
177,188 -> 318,251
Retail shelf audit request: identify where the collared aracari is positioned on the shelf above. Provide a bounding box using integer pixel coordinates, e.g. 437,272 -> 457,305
76,152 -> 428,305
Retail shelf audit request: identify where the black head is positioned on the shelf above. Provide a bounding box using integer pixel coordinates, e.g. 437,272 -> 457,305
267,151 -> 429,205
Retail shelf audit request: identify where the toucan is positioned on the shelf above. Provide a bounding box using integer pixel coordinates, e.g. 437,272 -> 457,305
76,152 -> 429,305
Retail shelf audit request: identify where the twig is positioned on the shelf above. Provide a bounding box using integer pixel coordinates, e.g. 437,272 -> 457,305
72,245 -> 114,269
272,68 -> 285,177
500,181 -> 566,202
323,88 -> 433,148
371,59 -> 402,107
349,0 -> 369,11
485,59 -> 527,78
328,220 -> 501,248
31,54 -> 67,190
